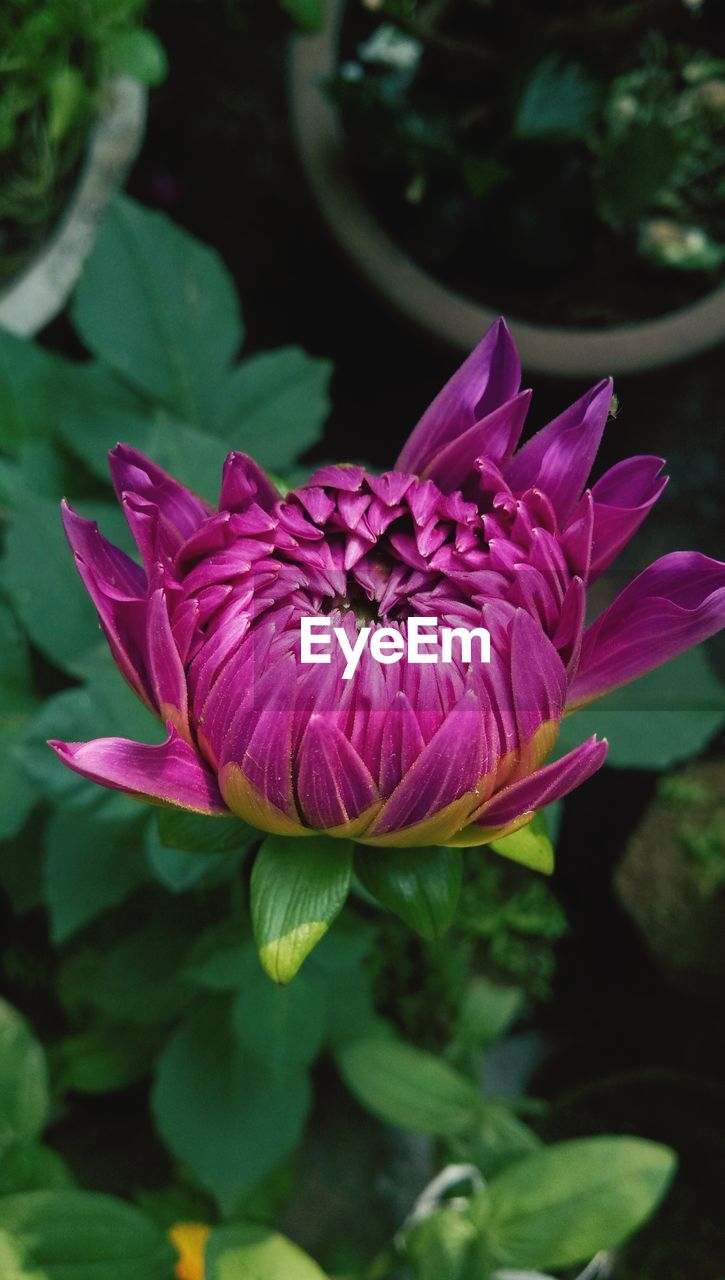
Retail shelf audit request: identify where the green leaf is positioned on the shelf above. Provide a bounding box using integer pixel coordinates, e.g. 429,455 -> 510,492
156,807 -> 257,855
597,121 -> 679,225
490,812 -> 554,874
206,1222 -> 327,1280
146,417 -> 228,505
471,1101 -> 541,1179
454,976 -> 524,1050
107,29 -> 168,86
57,1024 -> 156,1096
514,55 -> 602,141
0,331 -> 59,458
0,1190 -> 175,1279
145,820 -> 229,893
72,196 -> 243,426
0,1000 -> 48,1147
278,0 -> 324,32
475,1136 -> 677,1270
152,1000 -> 311,1213
0,1142 -> 73,1196
559,646 -> 725,769
85,924 -> 195,1028
251,836 -> 353,983
55,362 -> 156,480
231,949 -> 326,1080
216,348 -> 331,473
406,1210 -> 478,1280
336,1035 -> 480,1136
0,604 -> 39,840
355,845 -> 462,940
44,812 -> 148,942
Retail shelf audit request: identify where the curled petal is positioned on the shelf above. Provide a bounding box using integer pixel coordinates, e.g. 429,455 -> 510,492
476,735 -> 608,829
61,501 -> 152,708
505,379 -> 613,524
219,451 -> 279,513
397,319 -> 521,475
110,444 -> 211,560
567,551 -> 725,707
589,456 -> 668,577
48,725 -> 229,814
422,391 -> 532,492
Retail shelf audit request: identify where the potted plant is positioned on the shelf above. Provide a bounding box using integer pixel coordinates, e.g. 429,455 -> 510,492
0,0 -> 166,337
289,0 -> 725,375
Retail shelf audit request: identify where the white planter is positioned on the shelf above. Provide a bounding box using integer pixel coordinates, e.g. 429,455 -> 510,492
0,75 -> 147,338
289,0 -> 725,376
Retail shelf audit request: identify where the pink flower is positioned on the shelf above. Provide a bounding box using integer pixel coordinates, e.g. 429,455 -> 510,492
51,322 -> 725,847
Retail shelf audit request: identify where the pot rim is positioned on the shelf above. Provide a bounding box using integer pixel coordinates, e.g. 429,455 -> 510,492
288,0 -> 725,377
0,75 -> 147,339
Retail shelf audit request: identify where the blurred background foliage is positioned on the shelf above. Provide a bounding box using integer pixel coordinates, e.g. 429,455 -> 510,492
0,2 -> 724,1278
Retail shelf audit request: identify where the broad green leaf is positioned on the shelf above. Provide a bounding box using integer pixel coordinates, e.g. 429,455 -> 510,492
559,645 -> 725,769
336,1036 -> 480,1136
2,497 -> 99,674
156,807 -> 257,856
44,812 -> 148,942
475,1136 -> 677,1270
251,836 -> 353,983
278,0 -> 323,32
55,362 -> 156,480
84,924 -> 195,1027
0,331 -> 59,457
406,1210 -> 478,1280
490,813 -> 554,874
0,604 -> 38,840
471,1101 -> 541,1179
206,1222 -> 327,1280
145,821 -> 229,893
454,976 -> 524,1050
0,1190 -> 174,1279
355,845 -> 462,940
146,417 -> 227,505
514,56 -> 602,141
57,1024 -> 156,1096
0,1000 -> 48,1146
0,1142 -> 72,1196
21,648 -> 158,809
231,950 -> 326,1080
216,347 -> 331,473
72,196 -> 243,426
152,1000 -> 310,1213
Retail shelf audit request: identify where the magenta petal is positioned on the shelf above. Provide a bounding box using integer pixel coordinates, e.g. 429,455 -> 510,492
219,451 -> 279,513
509,609 -> 567,746
379,691 -> 426,797
296,716 -> 380,829
61,502 -> 152,707
220,658 -> 299,820
374,689 -> 485,835
146,589 -> 189,733
396,319 -> 521,475
589,456 -> 668,577
505,380 -> 613,524
48,726 -> 228,814
480,736 -> 608,828
422,391 -> 532,491
567,551 -> 725,707
110,444 -> 211,553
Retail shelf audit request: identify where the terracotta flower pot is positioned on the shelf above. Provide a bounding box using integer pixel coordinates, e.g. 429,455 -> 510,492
0,76 -> 147,338
289,0 -> 725,377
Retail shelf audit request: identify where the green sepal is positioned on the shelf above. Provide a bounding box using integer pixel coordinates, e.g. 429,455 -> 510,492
251,835 -> 353,983
354,844 -> 462,940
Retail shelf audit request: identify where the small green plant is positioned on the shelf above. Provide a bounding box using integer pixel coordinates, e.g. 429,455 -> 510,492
0,0 -> 166,284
